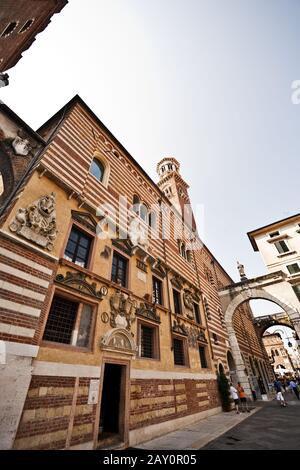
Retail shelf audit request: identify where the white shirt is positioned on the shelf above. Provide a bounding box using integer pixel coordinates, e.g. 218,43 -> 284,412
230,386 -> 238,400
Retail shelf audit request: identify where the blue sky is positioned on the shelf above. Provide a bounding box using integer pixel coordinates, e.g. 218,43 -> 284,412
2,0 -> 300,313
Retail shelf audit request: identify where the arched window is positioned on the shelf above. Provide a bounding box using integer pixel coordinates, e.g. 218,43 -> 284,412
186,249 -> 192,263
1,22 -> 18,38
132,194 -> 140,215
148,211 -> 157,230
180,242 -> 186,259
18,19 -> 35,34
275,349 -> 279,356
90,158 -> 105,182
140,203 -> 148,222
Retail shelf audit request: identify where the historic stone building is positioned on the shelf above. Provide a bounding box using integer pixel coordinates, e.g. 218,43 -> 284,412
0,95 -> 271,450
0,0 -> 68,86
263,332 -> 295,377
248,214 -> 300,316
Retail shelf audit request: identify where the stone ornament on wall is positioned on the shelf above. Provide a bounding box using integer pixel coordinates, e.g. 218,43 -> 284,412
136,302 -> 161,323
12,135 -> 31,156
110,289 -> 137,331
9,192 -> 57,251
172,318 -> 188,336
183,290 -> 195,320
55,272 -> 108,300
100,327 -> 137,355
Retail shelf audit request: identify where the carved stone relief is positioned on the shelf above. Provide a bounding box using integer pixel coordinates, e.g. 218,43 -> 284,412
109,289 -> 137,331
100,327 -> 137,355
55,272 -> 108,299
136,302 -> 161,323
9,192 -> 57,251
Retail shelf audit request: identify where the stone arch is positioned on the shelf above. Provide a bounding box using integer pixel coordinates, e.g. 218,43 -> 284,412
223,287 -> 300,397
100,328 -> 137,356
224,288 -> 299,326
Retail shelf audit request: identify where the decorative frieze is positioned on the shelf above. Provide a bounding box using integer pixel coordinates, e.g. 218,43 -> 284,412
71,211 -> 98,233
136,302 -> 161,323
172,318 -> 188,336
55,272 -> 108,299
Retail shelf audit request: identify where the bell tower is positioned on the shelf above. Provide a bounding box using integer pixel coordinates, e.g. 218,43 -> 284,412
156,157 -> 196,230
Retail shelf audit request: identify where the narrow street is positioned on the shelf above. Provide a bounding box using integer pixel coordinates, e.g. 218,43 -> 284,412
202,393 -> 300,450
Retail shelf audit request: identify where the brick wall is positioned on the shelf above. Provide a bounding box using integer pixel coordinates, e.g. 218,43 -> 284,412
13,375 -> 97,450
130,378 -> 220,431
0,234 -> 57,344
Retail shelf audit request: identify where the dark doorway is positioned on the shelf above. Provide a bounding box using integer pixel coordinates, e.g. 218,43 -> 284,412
99,363 -> 124,444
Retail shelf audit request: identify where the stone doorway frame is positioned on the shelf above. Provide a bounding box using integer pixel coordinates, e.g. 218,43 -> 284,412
94,356 -> 131,449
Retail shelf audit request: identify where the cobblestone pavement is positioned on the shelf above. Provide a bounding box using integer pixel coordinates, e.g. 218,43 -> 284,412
201,392 -> 300,450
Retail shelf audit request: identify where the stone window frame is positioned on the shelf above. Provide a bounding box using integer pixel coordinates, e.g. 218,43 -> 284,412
89,151 -> 111,188
110,249 -> 130,289
61,219 -> 96,271
152,275 -> 164,306
41,288 -> 98,352
18,18 -> 35,34
172,334 -> 190,368
137,318 -> 160,361
198,343 -> 209,369
172,288 -> 182,315
0,21 -> 19,38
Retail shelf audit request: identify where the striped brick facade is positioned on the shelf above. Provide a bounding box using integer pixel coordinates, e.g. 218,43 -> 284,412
0,96 -> 272,449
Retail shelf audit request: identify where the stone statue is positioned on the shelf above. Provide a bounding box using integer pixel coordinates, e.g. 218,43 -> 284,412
237,261 -> 247,280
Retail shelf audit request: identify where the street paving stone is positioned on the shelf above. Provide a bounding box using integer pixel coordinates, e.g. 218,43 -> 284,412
202,395 -> 300,450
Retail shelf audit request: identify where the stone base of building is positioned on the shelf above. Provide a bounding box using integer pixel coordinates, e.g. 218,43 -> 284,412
129,405 -> 222,447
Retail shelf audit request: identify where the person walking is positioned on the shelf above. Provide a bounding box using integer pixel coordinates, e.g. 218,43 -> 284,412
274,378 -> 287,407
289,379 -> 300,400
229,383 -> 240,414
237,382 -> 250,412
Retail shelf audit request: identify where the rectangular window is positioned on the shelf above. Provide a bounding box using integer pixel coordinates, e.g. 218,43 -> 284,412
293,285 -> 300,301
287,264 -> 300,275
193,303 -> 201,324
43,295 -> 94,348
111,252 -> 128,287
199,346 -> 208,368
64,226 -> 92,268
173,337 -> 187,366
173,289 -> 182,315
140,324 -> 158,359
274,240 -> 289,254
152,277 -> 163,305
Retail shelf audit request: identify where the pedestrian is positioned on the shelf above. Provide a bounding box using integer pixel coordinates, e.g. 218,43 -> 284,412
229,383 -> 240,414
289,379 -> 300,400
274,378 -> 287,407
237,382 -> 250,412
